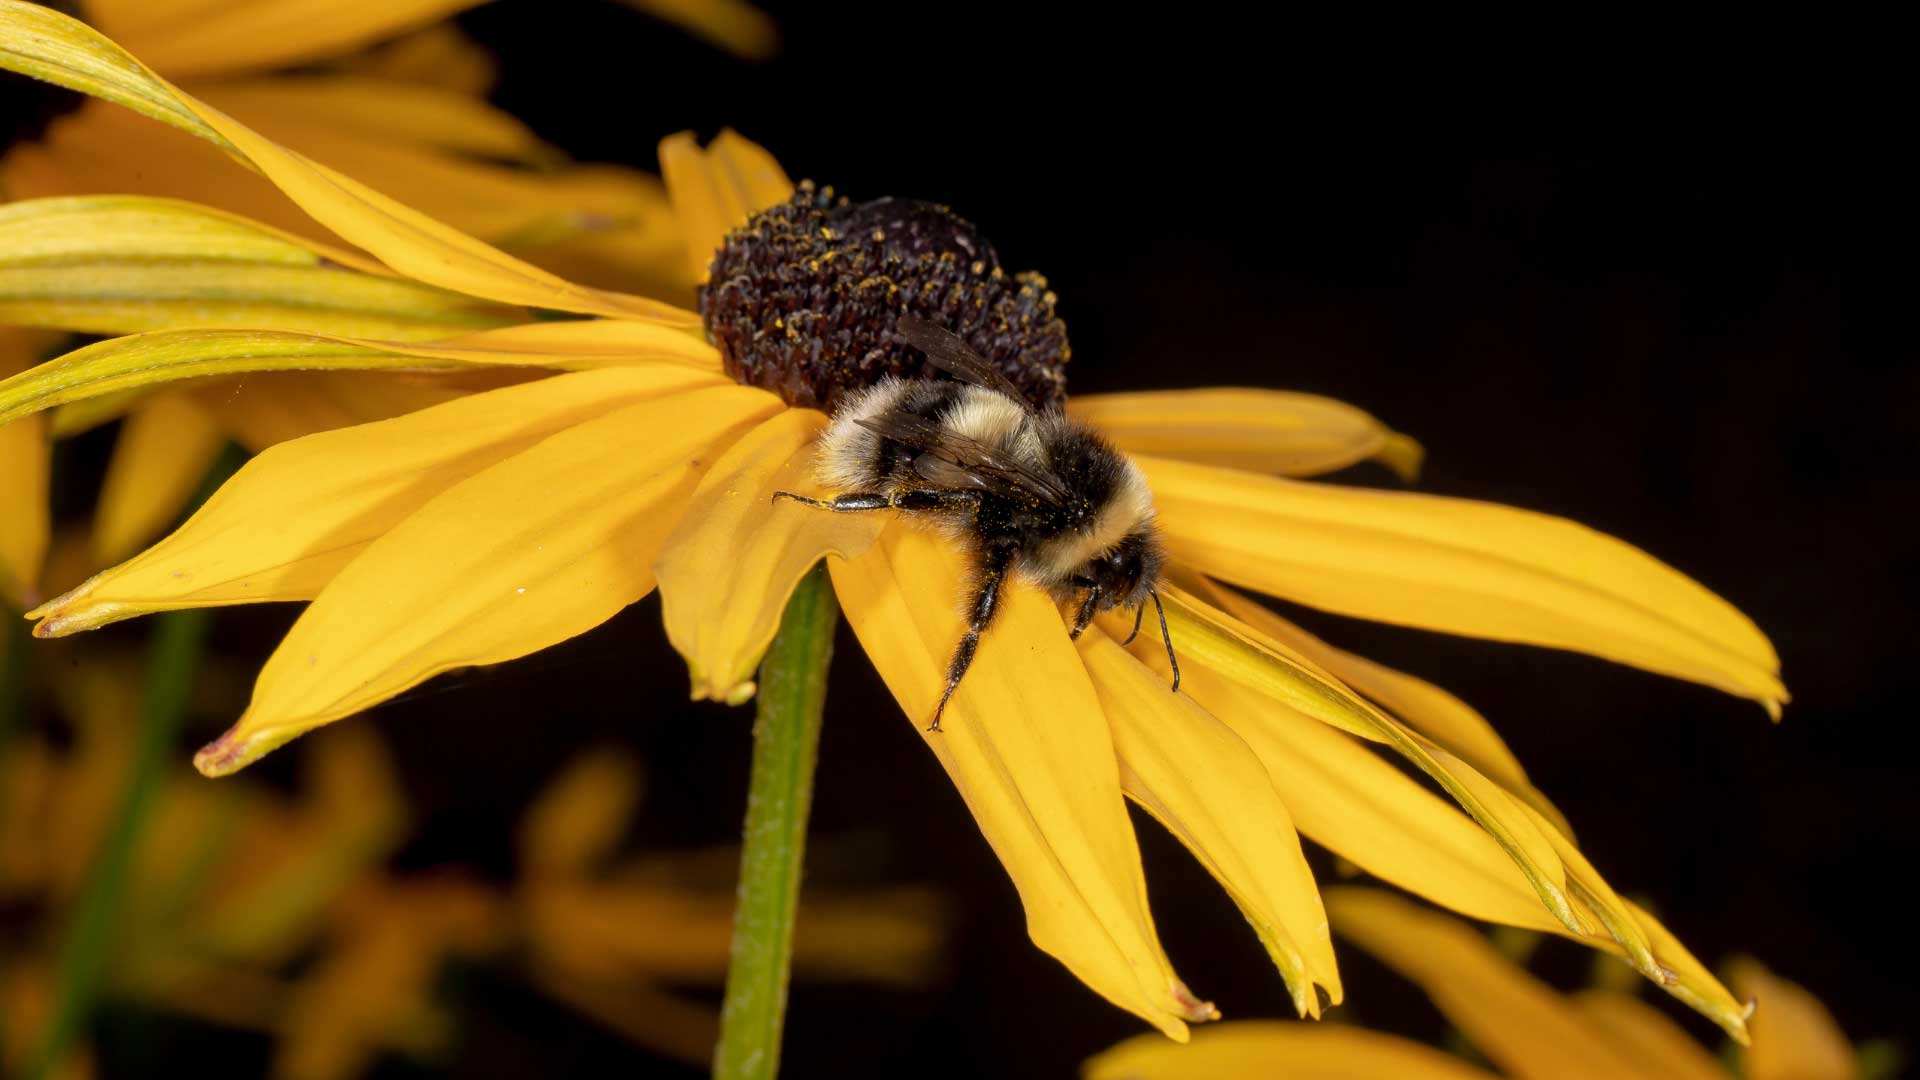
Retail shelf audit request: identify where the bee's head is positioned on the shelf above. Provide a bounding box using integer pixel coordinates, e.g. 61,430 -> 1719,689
1081,525 -> 1165,612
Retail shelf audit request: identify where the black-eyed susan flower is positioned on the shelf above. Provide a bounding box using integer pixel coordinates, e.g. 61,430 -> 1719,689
0,0 -> 768,597
1088,888 -> 1872,1080
0,1 -> 1785,1045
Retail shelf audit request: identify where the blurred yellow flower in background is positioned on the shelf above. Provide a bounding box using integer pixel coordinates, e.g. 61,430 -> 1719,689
1087,888 -> 1883,1080
0,0 -> 770,601
0,633 -> 938,1080
0,0 -> 1785,1044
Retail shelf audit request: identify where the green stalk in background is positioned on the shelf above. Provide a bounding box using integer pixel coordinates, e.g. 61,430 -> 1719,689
22,607 -> 210,1080
21,447 -> 239,1080
713,564 -> 839,1080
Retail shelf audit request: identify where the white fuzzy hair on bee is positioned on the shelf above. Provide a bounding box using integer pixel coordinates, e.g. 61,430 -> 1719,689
776,316 -> 1176,731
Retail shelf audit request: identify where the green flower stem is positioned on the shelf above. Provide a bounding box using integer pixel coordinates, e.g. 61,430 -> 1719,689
714,564 -> 839,1080
23,607 -> 210,1080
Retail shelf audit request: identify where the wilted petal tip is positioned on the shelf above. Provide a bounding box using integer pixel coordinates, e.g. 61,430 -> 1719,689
192,727 -> 259,778
1172,979 -> 1220,1023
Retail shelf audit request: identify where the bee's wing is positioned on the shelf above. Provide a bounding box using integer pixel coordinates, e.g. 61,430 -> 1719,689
855,411 -> 1072,506
894,316 -> 1036,408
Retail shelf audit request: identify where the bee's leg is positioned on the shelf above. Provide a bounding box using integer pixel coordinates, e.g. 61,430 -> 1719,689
1150,588 -> 1180,692
770,491 -> 893,512
929,545 -> 1014,732
1120,601 -> 1147,645
771,490 -> 979,513
1069,584 -> 1102,640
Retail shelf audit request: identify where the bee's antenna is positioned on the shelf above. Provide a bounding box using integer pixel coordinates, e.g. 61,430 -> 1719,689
1149,587 -> 1179,692
1121,601 -> 1146,645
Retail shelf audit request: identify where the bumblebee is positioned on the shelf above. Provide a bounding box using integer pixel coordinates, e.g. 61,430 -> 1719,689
775,317 -> 1177,730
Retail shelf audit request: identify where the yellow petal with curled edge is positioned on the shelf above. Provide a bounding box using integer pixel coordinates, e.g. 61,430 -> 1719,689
86,0 -> 479,81
0,319 -> 718,429
92,392 -> 226,564
656,408 -> 885,704
1327,887 -> 1644,1080
1188,575 -> 1574,839
0,331 -> 51,607
1515,803 -> 1749,1042
1140,454 -> 1787,716
1087,1022 -> 1502,1080
30,365 -> 725,637
1729,958 -> 1856,1080
0,1 -> 695,324
1077,630 -> 1341,1018
1570,990 -> 1729,1080
830,526 -> 1211,1040
659,129 -> 795,282
0,195 -> 524,339
193,383 -> 779,776
1145,644 -> 1554,925
1125,585 -> 1584,934
1130,603 -> 1747,1036
1070,388 -> 1422,481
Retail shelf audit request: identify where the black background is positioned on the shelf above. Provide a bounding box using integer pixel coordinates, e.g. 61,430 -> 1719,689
61,2 -> 1920,1076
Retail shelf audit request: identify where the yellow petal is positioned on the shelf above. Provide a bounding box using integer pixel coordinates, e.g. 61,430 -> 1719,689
1140,454 -> 1786,714
0,2 -> 697,323
0,195 -> 524,338
270,900 -> 455,1080
526,878 -> 941,986
402,319 -> 721,371
0,331 -> 457,428
31,365 -> 725,636
1087,1022 -> 1502,1080
1077,629 -> 1341,1017
191,369 -> 528,453
194,383 -> 779,775
1640,898 -> 1757,1044
87,0 -> 480,81
1134,585 -> 1584,934
659,129 -> 794,283
1517,802 -> 1749,1041
519,749 -> 643,879
1169,650 -> 1559,932
615,0 -> 780,60
0,319 -> 717,429
1188,575 -> 1573,838
3,100 -> 315,244
1327,887 -> 1644,1080
656,408 -> 885,703
48,387 -> 146,439
1730,958 -> 1855,1080
346,23 -> 495,97
1070,388 -> 1422,481
1570,990 -> 1730,1080
92,392 -> 226,564
194,75 -> 557,165
205,96 -> 687,278
0,330 -> 51,607
829,526 -> 1210,1039
1141,601 -> 1746,1035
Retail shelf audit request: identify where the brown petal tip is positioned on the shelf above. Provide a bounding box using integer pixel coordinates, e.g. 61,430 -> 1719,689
192,727 -> 253,778
1171,980 -> 1220,1023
